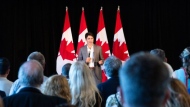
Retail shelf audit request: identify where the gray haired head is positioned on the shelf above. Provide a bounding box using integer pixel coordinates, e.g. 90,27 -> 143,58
27,51 -> 45,68
103,56 -> 122,77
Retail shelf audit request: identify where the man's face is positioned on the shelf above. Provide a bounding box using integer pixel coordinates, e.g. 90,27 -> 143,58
86,35 -> 94,45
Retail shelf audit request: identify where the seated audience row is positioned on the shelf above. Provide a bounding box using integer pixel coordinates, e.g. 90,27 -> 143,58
9,51 -> 48,95
2,47 -> 190,107
3,60 -> 67,107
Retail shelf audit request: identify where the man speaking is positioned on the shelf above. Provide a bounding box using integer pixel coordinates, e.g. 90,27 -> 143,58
78,32 -> 104,84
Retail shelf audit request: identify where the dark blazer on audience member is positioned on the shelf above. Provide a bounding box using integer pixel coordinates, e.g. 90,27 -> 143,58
0,90 -> 6,98
97,76 -> 120,107
3,87 -> 67,107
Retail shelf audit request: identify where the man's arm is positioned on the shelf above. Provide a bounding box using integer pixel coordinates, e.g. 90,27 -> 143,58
78,48 -> 83,61
98,47 -> 104,65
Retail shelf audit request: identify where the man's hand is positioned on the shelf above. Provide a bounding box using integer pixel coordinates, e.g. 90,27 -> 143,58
98,60 -> 103,65
86,57 -> 91,63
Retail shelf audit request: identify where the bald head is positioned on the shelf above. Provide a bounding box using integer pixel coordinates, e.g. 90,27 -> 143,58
18,60 -> 44,87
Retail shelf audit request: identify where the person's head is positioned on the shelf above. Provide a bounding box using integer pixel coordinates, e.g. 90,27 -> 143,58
85,32 -> 94,46
18,60 -> 44,87
180,47 -> 190,69
27,51 -> 45,69
165,78 -> 190,107
150,48 -> 166,62
61,63 -> 71,79
103,56 -> 122,78
119,52 -> 170,107
41,75 -> 71,102
69,61 -> 101,107
0,57 -> 10,76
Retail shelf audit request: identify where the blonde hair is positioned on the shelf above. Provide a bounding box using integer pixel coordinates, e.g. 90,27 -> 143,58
69,61 -> 101,107
41,75 -> 71,102
165,78 -> 190,107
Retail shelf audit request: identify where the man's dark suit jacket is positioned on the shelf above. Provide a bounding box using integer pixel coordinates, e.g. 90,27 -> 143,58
97,77 -> 120,107
0,90 -> 6,98
3,87 -> 67,107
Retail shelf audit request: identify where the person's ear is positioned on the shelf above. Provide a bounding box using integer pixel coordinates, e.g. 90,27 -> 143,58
165,58 -> 167,62
6,69 -> 10,75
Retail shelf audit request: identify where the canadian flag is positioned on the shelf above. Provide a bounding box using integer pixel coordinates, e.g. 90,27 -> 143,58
96,7 -> 111,82
56,7 -> 76,74
76,7 -> 88,57
112,6 -> 129,62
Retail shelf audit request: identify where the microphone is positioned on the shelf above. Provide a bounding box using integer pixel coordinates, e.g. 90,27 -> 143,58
88,48 -> 91,57
88,51 -> 90,57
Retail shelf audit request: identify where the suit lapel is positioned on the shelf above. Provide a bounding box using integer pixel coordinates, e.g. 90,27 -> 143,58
93,45 -> 97,62
84,45 -> 88,58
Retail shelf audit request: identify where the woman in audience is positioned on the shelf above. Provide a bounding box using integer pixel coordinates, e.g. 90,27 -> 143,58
106,91 -> 122,107
69,61 -> 102,107
165,78 -> 190,107
173,47 -> 190,93
41,75 -> 71,103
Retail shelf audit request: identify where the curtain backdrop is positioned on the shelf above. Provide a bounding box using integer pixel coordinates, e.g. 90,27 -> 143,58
1,0 -> 190,81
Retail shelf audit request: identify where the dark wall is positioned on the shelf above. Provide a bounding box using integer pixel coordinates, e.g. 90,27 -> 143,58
0,0 -> 190,81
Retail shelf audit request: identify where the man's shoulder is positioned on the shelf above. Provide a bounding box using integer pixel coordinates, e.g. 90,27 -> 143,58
79,45 -> 87,51
94,44 -> 101,48
0,78 -> 13,85
4,89 -> 67,102
97,80 -> 109,89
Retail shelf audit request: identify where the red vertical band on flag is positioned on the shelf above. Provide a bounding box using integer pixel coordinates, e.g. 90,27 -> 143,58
76,7 -> 88,56
56,7 -> 76,74
96,7 -> 111,82
112,6 -> 129,62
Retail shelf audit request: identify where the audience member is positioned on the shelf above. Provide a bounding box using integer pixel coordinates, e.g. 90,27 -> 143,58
165,78 -> 190,107
173,47 -> 190,93
97,56 -> 121,107
69,61 -> 102,107
61,63 -> 71,80
119,52 -> 170,107
150,48 -> 174,76
3,60 -> 67,107
106,91 -> 122,107
0,57 -> 13,96
41,75 -> 71,103
9,51 -> 48,95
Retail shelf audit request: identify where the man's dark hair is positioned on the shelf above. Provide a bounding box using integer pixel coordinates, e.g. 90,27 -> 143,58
150,49 -> 166,62
119,52 -> 170,107
85,32 -> 94,39
103,56 -> 122,77
61,63 -> 71,79
0,57 -> 10,75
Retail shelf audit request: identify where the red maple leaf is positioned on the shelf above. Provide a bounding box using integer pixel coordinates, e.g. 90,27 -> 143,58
113,39 -> 129,61
96,39 -> 110,59
101,42 -> 110,59
96,39 -> 102,46
59,38 -> 76,60
77,39 -> 85,55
